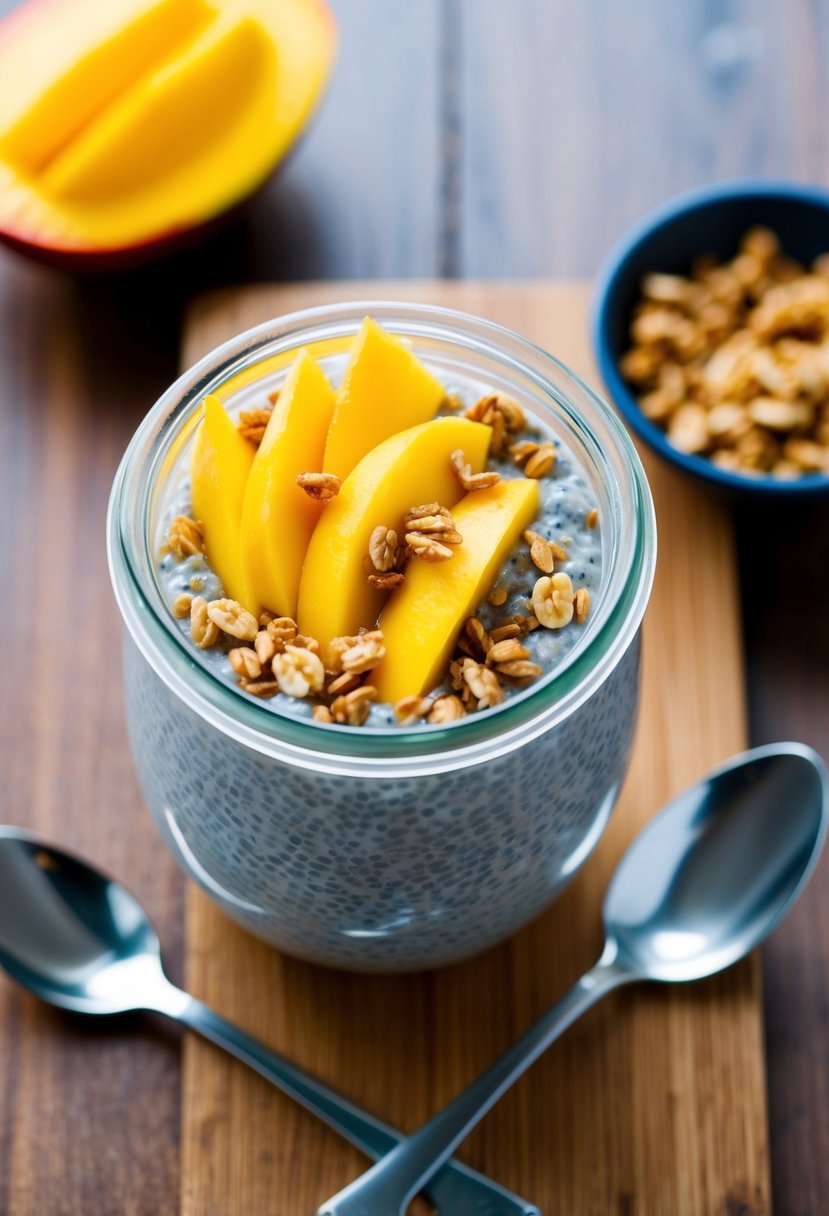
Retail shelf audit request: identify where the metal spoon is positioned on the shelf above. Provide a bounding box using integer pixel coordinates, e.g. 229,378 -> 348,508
0,827 -> 537,1216
319,742 -> 828,1216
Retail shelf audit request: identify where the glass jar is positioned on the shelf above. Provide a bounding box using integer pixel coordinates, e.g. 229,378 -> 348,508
108,302 -> 656,971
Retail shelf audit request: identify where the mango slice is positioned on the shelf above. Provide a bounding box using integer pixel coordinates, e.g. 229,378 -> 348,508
191,394 -> 258,615
323,317 -> 447,481
298,417 -> 491,661
241,349 -> 335,617
0,0 -> 336,263
373,478 -> 541,703
41,12 -> 275,205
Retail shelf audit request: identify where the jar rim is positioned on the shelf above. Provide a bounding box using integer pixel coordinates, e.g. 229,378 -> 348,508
107,300 -> 656,777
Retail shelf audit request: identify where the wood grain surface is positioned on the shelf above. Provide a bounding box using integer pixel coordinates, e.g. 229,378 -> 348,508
179,280 -> 767,1216
0,1 -> 827,1213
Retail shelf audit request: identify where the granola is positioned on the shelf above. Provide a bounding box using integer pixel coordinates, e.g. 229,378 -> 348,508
296,472 -> 341,500
574,587 -> 591,625
620,226 -> 829,477
239,678 -> 279,698
524,530 -> 568,562
254,629 -> 277,666
238,407 -> 272,445
164,515 -> 204,559
368,525 -> 400,572
403,502 -> 462,563
427,694 -> 466,723
329,630 -> 384,675
367,571 -> 405,590
460,658 -> 503,710
532,573 -> 575,629
394,695 -> 433,725
486,638 -> 530,666
272,645 -> 325,698
330,685 -> 378,726
464,392 -> 526,454
206,598 -> 258,641
190,596 -> 219,648
339,633 -> 386,674
405,533 -> 455,562
523,443 -> 557,479
449,448 -> 501,492
228,647 -> 262,679
172,592 -> 193,619
528,533 -> 554,574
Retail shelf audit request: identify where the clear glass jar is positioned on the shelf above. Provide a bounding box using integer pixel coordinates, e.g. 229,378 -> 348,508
108,302 -> 656,971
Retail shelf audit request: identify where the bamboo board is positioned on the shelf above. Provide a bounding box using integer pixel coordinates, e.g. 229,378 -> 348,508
180,282 -> 769,1216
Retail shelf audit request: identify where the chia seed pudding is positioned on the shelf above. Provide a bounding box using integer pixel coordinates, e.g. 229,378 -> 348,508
155,372 -> 602,728
108,303 -> 655,970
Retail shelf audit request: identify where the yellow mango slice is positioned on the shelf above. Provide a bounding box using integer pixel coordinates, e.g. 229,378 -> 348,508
323,317 -> 447,481
0,0 -> 214,177
298,417 -> 491,661
190,394 -> 258,615
373,478 -> 541,703
241,349 -> 335,617
41,12 -> 274,204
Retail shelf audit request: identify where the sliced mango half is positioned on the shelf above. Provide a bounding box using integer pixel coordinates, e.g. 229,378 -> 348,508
297,417 -> 491,663
241,349 -> 335,618
323,317 -> 447,481
373,478 -> 541,703
191,393 -> 258,615
0,0 -> 336,263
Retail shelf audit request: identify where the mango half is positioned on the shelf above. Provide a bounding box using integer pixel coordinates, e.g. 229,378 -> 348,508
373,478 -> 541,703
0,0 -> 336,267
297,417 -> 491,663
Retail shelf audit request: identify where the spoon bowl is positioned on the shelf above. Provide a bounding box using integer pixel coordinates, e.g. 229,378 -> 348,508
0,829 -> 165,1015
604,744 -> 828,982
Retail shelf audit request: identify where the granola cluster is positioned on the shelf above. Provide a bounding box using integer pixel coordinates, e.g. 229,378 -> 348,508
296,472 -> 341,501
161,515 -> 205,559
362,502 -> 468,591
185,596 -> 387,725
620,227 -> 829,477
236,390 -> 279,446
463,391 -> 526,454
237,407 -> 273,446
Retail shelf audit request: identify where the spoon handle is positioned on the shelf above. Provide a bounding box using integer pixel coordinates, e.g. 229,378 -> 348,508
318,956 -> 630,1216
163,989 -> 539,1216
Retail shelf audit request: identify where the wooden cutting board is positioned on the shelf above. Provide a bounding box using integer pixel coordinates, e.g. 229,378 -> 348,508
180,282 -> 769,1216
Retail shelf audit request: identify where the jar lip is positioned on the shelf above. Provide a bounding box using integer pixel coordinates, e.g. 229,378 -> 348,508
108,300 -> 656,775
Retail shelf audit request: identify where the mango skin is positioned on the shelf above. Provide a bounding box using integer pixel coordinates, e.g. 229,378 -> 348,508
298,417 -> 491,662
373,478 -> 541,703
323,317 -> 447,481
190,394 -> 258,615
241,349 -> 335,617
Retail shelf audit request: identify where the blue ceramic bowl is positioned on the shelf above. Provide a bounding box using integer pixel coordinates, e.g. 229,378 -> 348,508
592,180 -> 829,500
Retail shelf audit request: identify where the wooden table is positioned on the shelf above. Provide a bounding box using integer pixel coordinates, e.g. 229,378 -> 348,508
0,3 -> 827,1213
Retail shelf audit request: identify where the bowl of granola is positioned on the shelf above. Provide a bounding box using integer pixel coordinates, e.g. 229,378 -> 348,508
108,303 -> 655,971
592,180 -> 829,498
